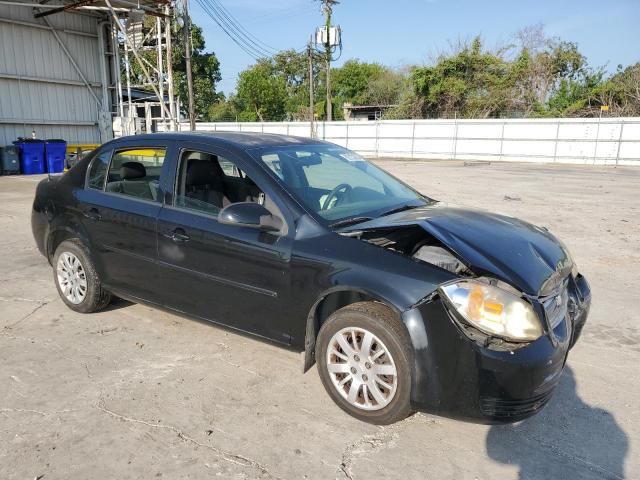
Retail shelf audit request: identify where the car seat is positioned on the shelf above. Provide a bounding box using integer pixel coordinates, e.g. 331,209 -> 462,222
106,161 -> 153,199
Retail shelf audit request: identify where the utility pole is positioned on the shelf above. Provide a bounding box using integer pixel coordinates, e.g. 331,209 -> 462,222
323,2 -> 332,121
165,5 -> 176,131
156,16 -> 164,126
183,0 -> 196,130
308,35 -> 315,138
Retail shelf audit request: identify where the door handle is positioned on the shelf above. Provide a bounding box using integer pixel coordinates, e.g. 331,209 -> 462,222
162,228 -> 190,242
83,207 -> 102,221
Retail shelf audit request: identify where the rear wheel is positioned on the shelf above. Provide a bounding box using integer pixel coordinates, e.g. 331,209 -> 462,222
53,239 -> 111,313
316,302 -> 413,425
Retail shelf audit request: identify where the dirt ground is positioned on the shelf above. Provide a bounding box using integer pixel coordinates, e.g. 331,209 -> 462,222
1,159 -> 639,480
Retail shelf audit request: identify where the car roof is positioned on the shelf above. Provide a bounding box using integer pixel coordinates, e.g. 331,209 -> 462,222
108,131 -> 329,150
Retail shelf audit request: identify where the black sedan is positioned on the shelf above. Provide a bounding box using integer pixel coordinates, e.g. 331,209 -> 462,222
31,132 -> 591,425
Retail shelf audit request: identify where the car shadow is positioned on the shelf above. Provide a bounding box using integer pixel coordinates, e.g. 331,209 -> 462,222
101,297 -> 133,312
485,366 -> 628,480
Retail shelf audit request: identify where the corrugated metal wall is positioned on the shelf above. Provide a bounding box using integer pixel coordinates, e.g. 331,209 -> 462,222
0,4 -> 103,146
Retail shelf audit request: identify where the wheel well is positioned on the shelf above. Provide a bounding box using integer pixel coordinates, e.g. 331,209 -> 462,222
47,229 -> 74,262
302,290 -> 399,372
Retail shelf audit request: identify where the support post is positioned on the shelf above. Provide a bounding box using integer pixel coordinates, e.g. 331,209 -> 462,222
410,121 -> 416,159
156,17 -> 165,126
593,111 -> 602,165
183,0 -> 195,130
308,36 -> 315,138
552,120 -> 560,163
615,122 -> 625,167
123,33 -> 133,120
165,5 -> 177,131
324,4 -> 332,122
97,21 -> 113,141
112,20 -> 124,118
452,113 -> 459,160
498,121 -> 505,162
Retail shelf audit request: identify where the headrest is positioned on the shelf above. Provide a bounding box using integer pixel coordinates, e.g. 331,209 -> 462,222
186,159 -> 219,187
120,161 -> 146,180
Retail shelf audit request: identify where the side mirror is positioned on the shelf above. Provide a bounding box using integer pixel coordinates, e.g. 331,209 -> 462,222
218,202 -> 283,232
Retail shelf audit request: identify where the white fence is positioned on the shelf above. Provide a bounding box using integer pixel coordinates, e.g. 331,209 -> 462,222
176,117 -> 640,166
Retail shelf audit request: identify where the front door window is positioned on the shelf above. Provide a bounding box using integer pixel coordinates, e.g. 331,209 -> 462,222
174,150 -> 265,216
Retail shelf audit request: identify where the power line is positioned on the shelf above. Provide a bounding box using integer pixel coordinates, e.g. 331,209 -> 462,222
206,0 -> 273,57
194,0 -> 266,59
195,0 -> 309,63
210,0 -> 277,54
196,0 -> 275,59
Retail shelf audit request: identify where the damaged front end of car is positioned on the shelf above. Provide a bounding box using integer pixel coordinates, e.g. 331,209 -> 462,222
339,203 -> 591,423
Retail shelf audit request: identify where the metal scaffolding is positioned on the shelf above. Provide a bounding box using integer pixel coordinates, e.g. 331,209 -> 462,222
6,0 -> 182,138
102,0 -> 180,135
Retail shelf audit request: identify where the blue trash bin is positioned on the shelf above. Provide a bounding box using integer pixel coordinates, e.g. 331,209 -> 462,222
13,139 -> 45,175
45,139 -> 67,173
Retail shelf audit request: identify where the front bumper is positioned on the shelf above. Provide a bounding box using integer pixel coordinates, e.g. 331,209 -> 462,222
403,274 -> 591,424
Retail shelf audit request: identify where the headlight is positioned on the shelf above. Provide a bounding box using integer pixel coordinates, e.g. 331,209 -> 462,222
440,279 -> 543,342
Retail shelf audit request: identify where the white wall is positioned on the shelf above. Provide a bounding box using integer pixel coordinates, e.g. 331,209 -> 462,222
180,118 -> 640,166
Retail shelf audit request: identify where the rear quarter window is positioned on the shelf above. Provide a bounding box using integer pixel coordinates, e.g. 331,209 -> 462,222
87,150 -> 112,190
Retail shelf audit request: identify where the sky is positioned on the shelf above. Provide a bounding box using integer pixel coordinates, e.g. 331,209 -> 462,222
190,0 -> 640,95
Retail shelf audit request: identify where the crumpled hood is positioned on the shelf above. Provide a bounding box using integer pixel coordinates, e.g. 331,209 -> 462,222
344,203 -> 573,296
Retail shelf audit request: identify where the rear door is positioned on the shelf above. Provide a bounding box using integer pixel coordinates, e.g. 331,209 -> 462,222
77,140 -> 174,303
155,141 -> 294,343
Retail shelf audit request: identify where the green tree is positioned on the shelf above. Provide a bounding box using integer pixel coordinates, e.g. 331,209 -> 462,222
411,37 -> 516,118
592,63 -> 640,116
208,93 -> 240,122
173,24 -> 222,119
236,60 -> 287,121
331,60 -> 386,104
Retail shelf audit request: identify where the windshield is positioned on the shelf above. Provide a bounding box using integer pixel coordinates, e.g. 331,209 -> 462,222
248,144 -> 428,224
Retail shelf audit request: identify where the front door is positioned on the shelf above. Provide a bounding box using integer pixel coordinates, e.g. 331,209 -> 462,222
155,143 -> 293,343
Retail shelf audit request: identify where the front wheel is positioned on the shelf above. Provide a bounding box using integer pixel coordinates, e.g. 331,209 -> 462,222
53,239 -> 111,313
316,302 -> 413,425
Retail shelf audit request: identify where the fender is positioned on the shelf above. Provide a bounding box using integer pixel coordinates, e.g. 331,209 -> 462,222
301,284 -> 407,373
298,239 -> 455,372
46,214 -> 92,261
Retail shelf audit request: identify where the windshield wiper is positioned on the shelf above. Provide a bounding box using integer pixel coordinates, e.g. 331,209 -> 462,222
379,203 -> 422,217
329,216 -> 374,229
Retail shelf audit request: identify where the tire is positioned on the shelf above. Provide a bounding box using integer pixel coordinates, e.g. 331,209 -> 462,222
316,301 -> 413,425
53,239 -> 111,313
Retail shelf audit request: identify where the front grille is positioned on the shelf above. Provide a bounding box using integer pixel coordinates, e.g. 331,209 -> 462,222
541,279 -> 569,329
480,391 -> 553,419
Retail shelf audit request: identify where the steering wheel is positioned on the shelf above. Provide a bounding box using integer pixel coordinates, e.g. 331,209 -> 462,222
321,183 -> 352,211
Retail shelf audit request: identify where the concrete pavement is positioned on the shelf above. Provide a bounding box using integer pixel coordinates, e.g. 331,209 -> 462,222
1,160 -> 638,479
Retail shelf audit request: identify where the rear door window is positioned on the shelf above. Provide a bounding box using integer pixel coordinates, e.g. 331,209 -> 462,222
105,148 -> 166,201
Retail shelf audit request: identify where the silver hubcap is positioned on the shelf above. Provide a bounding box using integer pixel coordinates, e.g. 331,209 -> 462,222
56,252 -> 87,305
326,327 -> 398,411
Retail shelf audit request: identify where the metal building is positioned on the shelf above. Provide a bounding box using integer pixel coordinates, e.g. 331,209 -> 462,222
0,0 -> 177,147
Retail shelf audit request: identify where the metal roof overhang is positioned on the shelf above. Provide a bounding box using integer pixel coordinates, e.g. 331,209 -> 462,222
0,0 -> 172,18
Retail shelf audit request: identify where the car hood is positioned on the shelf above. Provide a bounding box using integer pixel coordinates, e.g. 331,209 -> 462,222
343,203 -> 573,296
